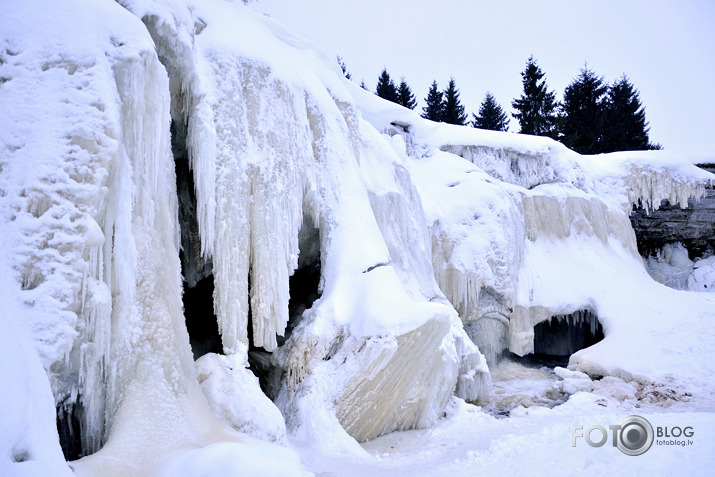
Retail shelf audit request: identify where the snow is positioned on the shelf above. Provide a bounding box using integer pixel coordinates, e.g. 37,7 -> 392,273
644,243 -> 715,293
1,0 -> 715,475
689,255 -> 715,292
196,352 -> 288,444
0,250 -> 74,476
301,395 -> 715,477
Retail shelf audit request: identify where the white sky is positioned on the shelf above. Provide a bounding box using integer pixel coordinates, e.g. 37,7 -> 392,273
249,0 -> 715,154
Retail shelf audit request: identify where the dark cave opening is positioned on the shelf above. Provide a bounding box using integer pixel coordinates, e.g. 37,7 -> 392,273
173,118 -> 221,361
56,401 -> 83,461
183,275 -> 222,360
481,310 -> 605,418
285,215 -> 322,345
532,309 -> 604,360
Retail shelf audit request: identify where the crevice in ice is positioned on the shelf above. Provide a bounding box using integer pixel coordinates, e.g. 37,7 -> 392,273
176,118 -> 221,360
532,309 -> 604,359
245,277 -> 276,396
285,214 -> 322,344
362,261 -> 389,274
174,120 -> 211,287
56,400 -> 84,461
183,275 -> 222,360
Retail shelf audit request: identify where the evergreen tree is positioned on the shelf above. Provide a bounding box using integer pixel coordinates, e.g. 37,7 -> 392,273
337,56 -> 352,80
512,56 -> 558,137
442,78 -> 468,125
375,68 -> 399,103
472,92 -> 509,131
601,75 -> 657,152
397,78 -> 417,110
421,80 -> 444,121
360,79 -> 368,90
561,65 -> 607,154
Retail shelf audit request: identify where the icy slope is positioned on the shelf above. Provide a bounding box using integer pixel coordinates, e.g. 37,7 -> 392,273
354,84 -> 715,389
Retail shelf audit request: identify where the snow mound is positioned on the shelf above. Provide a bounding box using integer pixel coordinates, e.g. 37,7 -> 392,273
689,255 -> 715,292
196,352 -> 288,445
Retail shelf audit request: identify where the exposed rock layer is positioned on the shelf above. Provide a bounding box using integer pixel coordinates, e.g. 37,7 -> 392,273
630,188 -> 715,258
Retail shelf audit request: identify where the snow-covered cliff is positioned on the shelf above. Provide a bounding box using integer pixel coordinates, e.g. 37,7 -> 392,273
1,1 -> 714,476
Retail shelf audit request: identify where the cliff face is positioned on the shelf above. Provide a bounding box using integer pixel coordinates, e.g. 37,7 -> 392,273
630,182 -> 715,259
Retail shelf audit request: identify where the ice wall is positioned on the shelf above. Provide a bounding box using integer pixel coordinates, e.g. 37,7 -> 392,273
121,0 -> 487,450
0,0 -> 188,457
1,1 -> 309,474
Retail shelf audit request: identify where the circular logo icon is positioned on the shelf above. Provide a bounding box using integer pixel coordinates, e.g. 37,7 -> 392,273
617,415 -> 654,456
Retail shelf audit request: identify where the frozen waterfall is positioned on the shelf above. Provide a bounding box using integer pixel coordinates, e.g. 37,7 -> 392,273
2,0 -> 715,475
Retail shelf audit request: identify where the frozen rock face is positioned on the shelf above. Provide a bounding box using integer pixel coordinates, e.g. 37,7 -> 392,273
630,188 -> 715,258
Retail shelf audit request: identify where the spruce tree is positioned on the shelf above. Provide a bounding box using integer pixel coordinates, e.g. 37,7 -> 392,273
375,68 -> 399,103
602,75 -> 656,152
397,78 -> 417,110
360,79 -> 368,90
512,56 -> 558,137
337,56 -> 352,80
561,65 -> 607,154
442,78 -> 468,125
421,81 -> 444,121
472,92 -> 509,131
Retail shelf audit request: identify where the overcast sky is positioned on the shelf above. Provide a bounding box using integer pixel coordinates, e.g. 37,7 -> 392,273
249,0 -> 715,154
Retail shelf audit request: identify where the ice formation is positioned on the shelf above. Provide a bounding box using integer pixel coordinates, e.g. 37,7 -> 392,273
689,256 -> 715,292
2,0 -> 715,475
644,243 -> 715,293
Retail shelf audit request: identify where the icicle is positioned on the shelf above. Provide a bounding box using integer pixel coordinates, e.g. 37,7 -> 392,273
625,164 -> 708,213
452,145 -> 570,190
208,60 -> 312,352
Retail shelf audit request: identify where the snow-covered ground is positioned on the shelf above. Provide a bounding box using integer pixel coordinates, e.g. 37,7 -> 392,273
298,396 -> 715,477
1,0 -> 714,476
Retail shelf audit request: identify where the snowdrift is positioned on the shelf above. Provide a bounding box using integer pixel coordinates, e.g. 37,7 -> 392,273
1,0 -> 714,475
